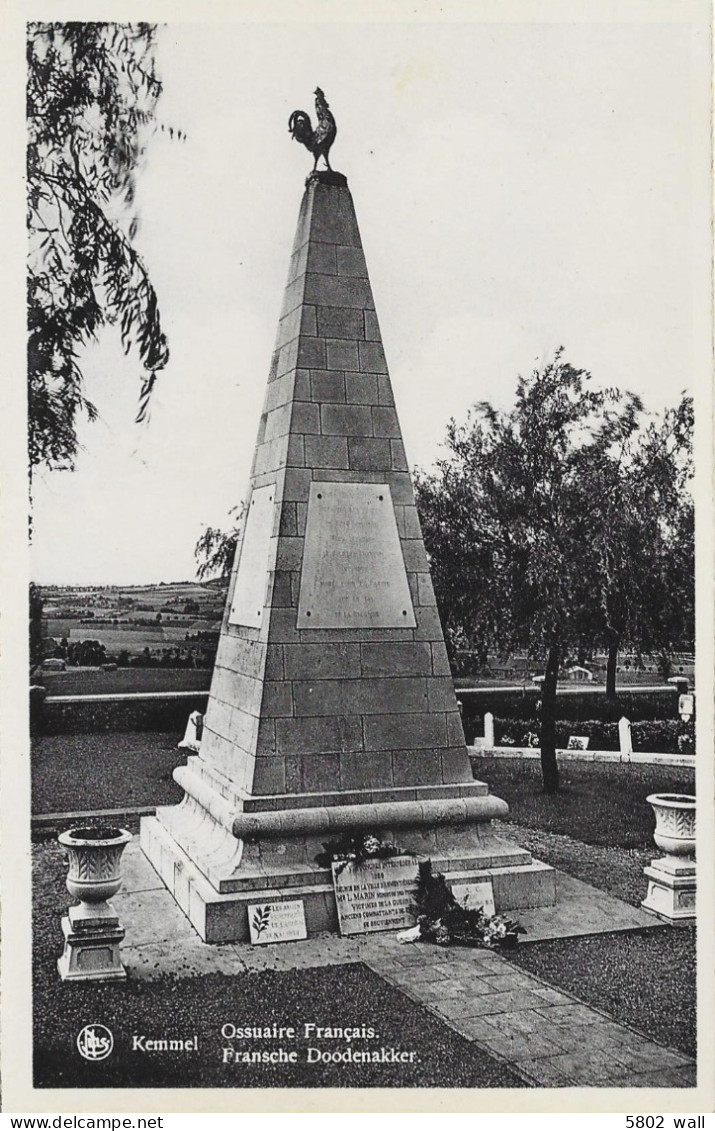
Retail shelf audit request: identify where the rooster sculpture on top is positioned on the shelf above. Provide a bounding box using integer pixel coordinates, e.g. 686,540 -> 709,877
288,88 -> 337,172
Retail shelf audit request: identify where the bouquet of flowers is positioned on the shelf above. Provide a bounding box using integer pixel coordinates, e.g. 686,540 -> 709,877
407,860 -> 525,949
314,832 -> 407,876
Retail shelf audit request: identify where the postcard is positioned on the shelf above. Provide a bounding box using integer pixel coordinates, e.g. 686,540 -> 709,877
2,0 -> 713,1116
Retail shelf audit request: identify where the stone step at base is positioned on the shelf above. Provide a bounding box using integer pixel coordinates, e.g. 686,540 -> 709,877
445,861 -> 557,911
141,815 -> 556,944
151,792 -> 535,895
156,802 -> 535,893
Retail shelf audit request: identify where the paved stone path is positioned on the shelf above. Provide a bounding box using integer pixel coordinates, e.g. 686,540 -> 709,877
117,842 -> 696,1089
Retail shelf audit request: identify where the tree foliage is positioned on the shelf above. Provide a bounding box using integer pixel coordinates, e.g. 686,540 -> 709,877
27,22 -> 172,472
414,352 -> 694,792
194,506 -> 244,581
580,393 -> 694,691
29,582 -> 45,669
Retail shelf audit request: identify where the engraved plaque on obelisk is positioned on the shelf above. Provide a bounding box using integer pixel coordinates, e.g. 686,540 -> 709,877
297,482 -> 417,628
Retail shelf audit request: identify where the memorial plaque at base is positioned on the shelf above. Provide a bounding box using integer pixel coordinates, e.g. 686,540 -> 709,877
451,879 -> 496,919
332,856 -> 420,936
248,899 -> 307,945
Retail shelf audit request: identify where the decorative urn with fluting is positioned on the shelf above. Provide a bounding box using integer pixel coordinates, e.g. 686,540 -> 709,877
59,826 -> 132,910
646,794 -> 696,858
641,794 -> 696,924
57,826 -> 132,982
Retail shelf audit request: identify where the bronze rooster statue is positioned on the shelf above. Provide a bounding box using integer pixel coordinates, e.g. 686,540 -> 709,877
288,88 -> 337,171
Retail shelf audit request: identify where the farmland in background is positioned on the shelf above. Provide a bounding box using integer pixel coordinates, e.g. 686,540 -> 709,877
36,581 -> 227,688
34,581 -> 694,697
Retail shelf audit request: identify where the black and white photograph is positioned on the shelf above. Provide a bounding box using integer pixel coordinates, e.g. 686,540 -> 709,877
3,0 -> 713,1115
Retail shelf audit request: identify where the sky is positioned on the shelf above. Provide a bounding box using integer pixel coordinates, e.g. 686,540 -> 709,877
28,9 -> 711,586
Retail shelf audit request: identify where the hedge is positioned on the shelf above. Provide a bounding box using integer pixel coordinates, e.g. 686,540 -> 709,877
469,717 -> 695,755
40,693 -> 209,735
457,687 -> 685,725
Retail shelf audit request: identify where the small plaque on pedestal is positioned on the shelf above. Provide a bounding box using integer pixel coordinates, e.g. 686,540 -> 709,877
248,899 -> 307,945
451,880 -> 495,918
332,856 -> 420,936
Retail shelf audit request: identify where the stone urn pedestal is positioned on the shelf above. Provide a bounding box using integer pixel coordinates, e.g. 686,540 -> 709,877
57,827 -> 132,981
641,794 -> 696,924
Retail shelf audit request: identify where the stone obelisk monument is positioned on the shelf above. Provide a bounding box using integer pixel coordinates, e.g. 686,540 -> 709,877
142,93 -> 554,942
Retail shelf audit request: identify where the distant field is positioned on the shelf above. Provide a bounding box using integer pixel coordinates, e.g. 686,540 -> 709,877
44,625 -> 218,654
39,668 -> 213,696
66,628 -> 175,651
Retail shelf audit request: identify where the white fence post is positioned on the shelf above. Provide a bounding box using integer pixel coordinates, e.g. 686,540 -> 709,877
619,716 -> 632,760
179,710 -> 203,752
484,711 -> 495,748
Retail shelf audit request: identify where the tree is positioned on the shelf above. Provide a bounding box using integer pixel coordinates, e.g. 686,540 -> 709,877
27,22 -> 174,473
29,583 -> 45,669
194,506 -> 244,581
414,351 -> 662,794
582,394 -> 694,695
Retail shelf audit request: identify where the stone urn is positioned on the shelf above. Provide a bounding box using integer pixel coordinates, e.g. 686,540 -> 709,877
646,793 -> 696,858
642,794 -> 696,924
59,826 -> 132,911
57,827 -> 132,981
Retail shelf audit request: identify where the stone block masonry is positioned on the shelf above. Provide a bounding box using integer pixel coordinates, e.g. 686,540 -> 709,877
141,170 -> 555,941
196,172 -> 474,803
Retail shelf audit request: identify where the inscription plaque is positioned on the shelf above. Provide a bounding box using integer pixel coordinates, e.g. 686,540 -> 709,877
248,899 -> 307,945
451,880 -> 495,918
332,856 -> 419,936
228,484 -> 275,629
297,482 -> 416,628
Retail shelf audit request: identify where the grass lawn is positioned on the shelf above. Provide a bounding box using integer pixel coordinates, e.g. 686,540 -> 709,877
33,847 -> 524,1090
33,735 -> 695,838
31,744 -> 698,1081
494,820 -> 652,907
474,757 -> 695,848
508,928 -> 696,1058
32,733 -> 184,814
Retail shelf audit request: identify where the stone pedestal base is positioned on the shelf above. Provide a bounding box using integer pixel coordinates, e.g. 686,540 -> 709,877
641,856 -> 696,924
57,903 -> 127,982
141,772 -> 556,943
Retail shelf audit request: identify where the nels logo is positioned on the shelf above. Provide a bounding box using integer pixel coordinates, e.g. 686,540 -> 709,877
77,1024 -> 114,1061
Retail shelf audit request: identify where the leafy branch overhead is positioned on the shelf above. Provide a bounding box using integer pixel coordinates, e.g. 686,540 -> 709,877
194,504 -> 245,582
27,22 -> 176,472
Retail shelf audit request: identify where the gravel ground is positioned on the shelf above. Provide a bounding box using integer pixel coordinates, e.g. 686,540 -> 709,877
32,733 -> 184,814
33,845 -> 525,1090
